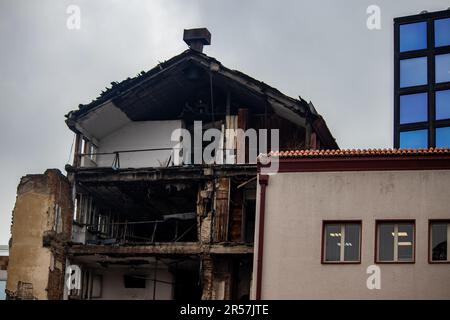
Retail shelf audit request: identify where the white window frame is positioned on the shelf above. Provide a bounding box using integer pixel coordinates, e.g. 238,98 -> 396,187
377,221 -> 415,263
323,222 -> 361,263
89,143 -> 97,163
73,195 -> 79,223
429,221 -> 450,262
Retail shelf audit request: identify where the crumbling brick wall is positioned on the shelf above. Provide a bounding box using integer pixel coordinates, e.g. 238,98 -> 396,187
6,169 -> 73,300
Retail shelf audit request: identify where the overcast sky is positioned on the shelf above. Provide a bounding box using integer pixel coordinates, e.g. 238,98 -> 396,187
0,0 -> 448,245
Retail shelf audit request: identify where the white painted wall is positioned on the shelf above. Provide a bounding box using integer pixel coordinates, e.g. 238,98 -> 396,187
93,120 -> 184,168
252,170 -> 450,299
90,267 -> 174,300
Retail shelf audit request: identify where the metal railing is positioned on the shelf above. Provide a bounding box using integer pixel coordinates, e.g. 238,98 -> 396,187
77,147 -> 178,169
85,219 -> 197,244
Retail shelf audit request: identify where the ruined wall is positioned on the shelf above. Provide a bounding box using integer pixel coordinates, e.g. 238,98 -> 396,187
6,169 -> 73,300
201,256 -> 232,300
213,178 -> 230,243
196,175 -> 255,300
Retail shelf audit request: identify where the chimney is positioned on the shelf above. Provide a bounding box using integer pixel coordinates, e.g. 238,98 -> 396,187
183,28 -> 211,53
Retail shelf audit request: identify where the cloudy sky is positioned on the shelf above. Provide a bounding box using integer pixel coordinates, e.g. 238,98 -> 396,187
0,0 -> 448,245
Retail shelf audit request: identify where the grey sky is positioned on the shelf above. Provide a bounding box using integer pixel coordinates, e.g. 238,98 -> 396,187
0,0 -> 448,245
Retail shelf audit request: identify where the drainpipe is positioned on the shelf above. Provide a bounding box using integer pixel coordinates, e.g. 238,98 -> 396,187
255,174 -> 269,300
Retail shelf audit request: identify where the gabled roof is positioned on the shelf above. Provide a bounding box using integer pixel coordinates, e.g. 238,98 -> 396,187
65,49 -> 338,148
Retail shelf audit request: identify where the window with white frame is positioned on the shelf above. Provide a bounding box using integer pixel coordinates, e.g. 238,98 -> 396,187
430,221 -> 450,262
377,221 -> 415,263
323,222 -> 361,263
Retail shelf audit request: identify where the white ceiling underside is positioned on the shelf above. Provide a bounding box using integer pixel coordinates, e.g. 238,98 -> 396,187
271,100 -> 307,127
77,101 -> 131,141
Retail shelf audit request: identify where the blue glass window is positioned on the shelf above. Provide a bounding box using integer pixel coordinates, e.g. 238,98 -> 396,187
436,90 -> 450,120
400,129 -> 428,149
400,22 -> 427,52
400,57 -> 427,87
435,18 -> 450,47
436,127 -> 450,148
400,93 -> 427,124
436,54 -> 450,83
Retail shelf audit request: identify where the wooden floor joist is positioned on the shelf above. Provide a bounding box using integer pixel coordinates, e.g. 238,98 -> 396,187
68,242 -> 253,257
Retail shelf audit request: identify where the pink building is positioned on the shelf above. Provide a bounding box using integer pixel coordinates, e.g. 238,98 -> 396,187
253,148 -> 450,299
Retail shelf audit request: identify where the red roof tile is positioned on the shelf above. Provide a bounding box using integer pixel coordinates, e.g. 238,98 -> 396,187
266,148 -> 450,159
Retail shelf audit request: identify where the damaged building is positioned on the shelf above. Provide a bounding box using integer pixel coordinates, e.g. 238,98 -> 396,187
6,28 -> 337,300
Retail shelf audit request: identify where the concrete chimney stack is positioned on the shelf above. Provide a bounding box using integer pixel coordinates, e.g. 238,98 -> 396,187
183,28 -> 211,53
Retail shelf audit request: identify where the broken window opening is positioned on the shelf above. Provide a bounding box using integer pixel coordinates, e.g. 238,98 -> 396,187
123,275 -> 146,288
88,143 -> 97,162
91,275 -> 102,298
73,194 -> 80,223
54,204 -> 63,234
243,199 -> 256,243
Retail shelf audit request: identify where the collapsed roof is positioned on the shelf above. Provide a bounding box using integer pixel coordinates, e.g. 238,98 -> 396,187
65,48 -> 338,149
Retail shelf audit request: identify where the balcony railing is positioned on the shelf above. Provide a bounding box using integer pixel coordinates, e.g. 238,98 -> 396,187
76,147 -> 178,169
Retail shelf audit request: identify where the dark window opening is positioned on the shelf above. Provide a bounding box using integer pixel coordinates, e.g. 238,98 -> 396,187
322,221 -> 361,263
376,221 -> 415,263
244,200 -> 256,243
430,221 -> 449,262
172,260 -> 202,300
123,275 -> 146,288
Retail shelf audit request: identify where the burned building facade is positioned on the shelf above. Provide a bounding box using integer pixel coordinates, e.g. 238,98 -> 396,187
6,29 -> 337,300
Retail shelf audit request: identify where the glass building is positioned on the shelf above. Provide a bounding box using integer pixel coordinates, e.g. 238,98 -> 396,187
394,10 -> 450,149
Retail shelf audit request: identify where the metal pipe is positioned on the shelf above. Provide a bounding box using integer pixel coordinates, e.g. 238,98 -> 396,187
255,174 -> 269,300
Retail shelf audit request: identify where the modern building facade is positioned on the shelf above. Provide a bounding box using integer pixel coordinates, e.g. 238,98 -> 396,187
253,148 -> 450,299
394,9 -> 450,149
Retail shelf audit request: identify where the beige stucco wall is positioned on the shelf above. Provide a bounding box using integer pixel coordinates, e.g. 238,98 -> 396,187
7,191 -> 54,300
252,170 -> 450,299
7,170 -> 72,300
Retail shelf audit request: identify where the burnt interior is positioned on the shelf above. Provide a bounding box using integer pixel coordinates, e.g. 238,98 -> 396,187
75,180 -> 199,244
